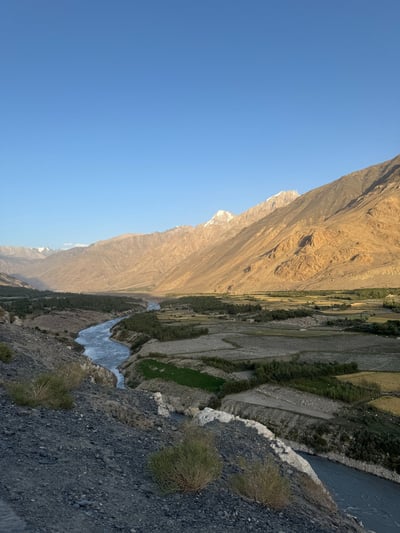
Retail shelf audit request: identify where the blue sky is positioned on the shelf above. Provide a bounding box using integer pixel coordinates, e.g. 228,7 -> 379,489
1,0 -> 399,249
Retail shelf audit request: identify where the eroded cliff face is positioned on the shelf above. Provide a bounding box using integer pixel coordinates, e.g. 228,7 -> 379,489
219,396 -> 400,484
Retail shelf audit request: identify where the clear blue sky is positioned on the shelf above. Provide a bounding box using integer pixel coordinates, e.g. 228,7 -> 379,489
1,0 -> 399,249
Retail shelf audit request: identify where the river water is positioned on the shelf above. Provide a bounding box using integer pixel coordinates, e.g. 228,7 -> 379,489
76,317 -> 129,388
301,453 -> 400,533
76,316 -> 400,532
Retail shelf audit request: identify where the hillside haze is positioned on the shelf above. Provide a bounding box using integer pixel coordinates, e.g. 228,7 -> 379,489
4,155 -> 400,293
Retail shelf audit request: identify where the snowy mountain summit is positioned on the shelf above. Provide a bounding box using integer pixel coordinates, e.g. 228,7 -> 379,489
204,210 -> 235,227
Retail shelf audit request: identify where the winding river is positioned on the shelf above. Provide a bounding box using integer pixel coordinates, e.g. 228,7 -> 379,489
76,317 -> 129,388
76,317 -> 400,532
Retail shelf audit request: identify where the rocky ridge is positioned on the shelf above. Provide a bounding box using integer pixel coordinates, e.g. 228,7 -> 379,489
156,154 -> 400,293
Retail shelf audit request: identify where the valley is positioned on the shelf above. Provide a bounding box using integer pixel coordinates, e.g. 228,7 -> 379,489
1,154 -> 400,530
0,288 -> 368,532
113,291 -> 400,480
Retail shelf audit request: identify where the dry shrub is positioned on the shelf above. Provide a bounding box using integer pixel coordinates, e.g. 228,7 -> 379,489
229,457 -> 290,509
56,362 -> 87,389
6,363 -> 87,410
80,360 -> 116,386
149,425 -> 222,493
8,373 -> 74,409
299,473 -> 336,511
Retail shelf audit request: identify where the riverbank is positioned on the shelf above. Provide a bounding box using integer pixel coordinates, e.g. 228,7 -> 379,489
23,309 -> 121,337
290,442 -> 400,484
0,321 -> 364,532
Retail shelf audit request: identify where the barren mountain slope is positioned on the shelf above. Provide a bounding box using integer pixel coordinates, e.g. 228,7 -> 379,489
0,273 -> 33,288
13,192 -> 298,292
15,229 -> 199,292
0,246 -> 52,277
156,155 -> 400,293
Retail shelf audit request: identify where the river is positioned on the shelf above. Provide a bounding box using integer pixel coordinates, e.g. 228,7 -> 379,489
76,317 -> 129,388
76,316 -> 400,532
300,453 -> 400,533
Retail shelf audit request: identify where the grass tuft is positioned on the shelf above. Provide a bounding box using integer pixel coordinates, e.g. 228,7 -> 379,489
8,374 -> 74,409
56,362 -> 87,389
148,425 -> 222,493
6,363 -> 87,409
229,457 -> 290,509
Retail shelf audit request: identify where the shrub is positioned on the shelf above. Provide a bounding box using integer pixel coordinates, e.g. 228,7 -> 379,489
254,360 -> 358,383
288,376 -> 379,403
219,379 -> 254,395
254,308 -> 312,322
299,473 -> 335,511
229,457 -> 290,508
56,362 -> 87,389
8,374 -> 74,409
6,364 -> 86,409
160,296 -> 261,315
148,425 -> 222,493
0,289 -> 142,318
0,342 -> 13,363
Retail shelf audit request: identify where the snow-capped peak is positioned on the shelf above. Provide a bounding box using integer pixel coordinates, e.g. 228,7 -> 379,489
204,210 -> 235,227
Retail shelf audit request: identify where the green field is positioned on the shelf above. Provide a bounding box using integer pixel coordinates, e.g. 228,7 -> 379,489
137,359 -> 225,392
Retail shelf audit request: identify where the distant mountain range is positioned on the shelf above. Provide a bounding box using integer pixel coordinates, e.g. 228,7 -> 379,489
2,154 -> 400,293
1,190 -> 298,292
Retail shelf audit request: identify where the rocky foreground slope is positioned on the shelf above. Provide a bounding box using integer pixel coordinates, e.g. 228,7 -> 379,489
0,321 -> 364,533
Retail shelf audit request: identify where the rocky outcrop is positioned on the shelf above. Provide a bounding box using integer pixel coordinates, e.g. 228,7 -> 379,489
194,407 -> 323,487
138,378 -> 214,415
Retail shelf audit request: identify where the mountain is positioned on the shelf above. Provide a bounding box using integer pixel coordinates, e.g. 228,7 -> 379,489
204,210 -> 234,227
0,272 -> 33,288
10,191 -> 298,292
6,154 -> 400,294
0,246 -> 54,278
156,154 -> 400,293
